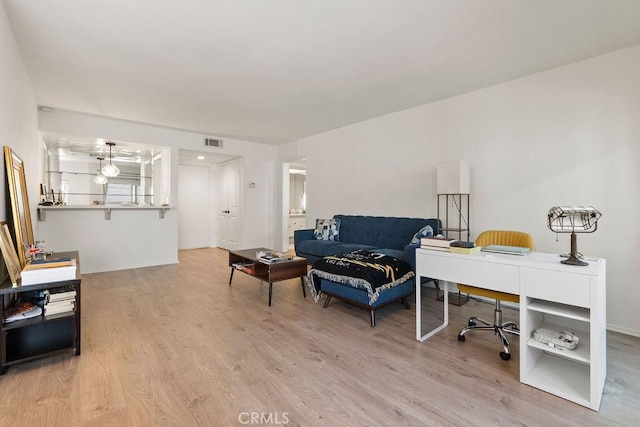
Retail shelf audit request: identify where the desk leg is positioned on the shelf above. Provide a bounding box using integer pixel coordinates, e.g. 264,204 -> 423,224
416,277 -> 449,342
301,277 -> 306,298
229,268 -> 234,286
268,282 -> 273,306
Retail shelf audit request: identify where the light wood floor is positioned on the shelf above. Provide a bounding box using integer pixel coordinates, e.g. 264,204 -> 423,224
1,248 -> 638,426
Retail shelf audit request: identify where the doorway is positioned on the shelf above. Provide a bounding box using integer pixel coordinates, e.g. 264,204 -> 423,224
177,149 -> 239,251
284,160 -> 306,251
178,164 -> 210,249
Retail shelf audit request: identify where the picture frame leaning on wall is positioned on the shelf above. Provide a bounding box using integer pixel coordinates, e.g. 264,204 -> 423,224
0,222 -> 22,286
4,146 -> 35,267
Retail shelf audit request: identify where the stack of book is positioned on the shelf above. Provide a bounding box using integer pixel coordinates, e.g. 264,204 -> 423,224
4,301 -> 42,323
20,257 -> 77,286
257,251 -> 293,264
420,237 -> 455,251
44,286 -> 76,317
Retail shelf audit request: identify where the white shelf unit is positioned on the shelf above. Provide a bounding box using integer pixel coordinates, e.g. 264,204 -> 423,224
520,261 -> 606,411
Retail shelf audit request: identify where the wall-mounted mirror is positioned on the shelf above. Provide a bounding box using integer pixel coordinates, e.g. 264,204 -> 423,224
41,133 -> 168,206
289,164 -> 306,214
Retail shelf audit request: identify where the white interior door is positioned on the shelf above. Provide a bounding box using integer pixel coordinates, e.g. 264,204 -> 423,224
218,160 -> 240,250
178,164 -> 210,249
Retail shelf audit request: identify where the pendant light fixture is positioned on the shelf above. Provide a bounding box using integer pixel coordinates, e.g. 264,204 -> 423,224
94,157 -> 108,185
101,142 -> 120,178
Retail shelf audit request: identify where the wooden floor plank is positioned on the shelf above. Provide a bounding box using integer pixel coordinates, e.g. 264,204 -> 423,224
0,248 -> 637,426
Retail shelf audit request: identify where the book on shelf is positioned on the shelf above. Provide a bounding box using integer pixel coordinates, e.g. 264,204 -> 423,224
420,237 -> 456,249
20,260 -> 77,286
44,302 -> 74,316
49,284 -> 75,294
48,290 -> 77,302
450,246 -> 482,255
4,302 -> 43,323
46,299 -> 75,309
232,261 -> 254,270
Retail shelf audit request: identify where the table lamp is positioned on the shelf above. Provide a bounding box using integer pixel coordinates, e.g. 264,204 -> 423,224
547,205 -> 601,266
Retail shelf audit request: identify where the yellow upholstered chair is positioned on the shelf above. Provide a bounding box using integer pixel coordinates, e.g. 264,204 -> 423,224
457,230 -> 535,360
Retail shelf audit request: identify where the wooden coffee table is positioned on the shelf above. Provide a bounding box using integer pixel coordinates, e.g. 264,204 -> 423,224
228,247 -> 308,306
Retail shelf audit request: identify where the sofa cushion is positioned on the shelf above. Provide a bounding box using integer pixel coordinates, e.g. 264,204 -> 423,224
297,239 -> 342,257
314,218 -> 341,241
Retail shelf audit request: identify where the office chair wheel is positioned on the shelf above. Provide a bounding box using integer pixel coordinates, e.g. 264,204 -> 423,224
458,334 -> 466,342
500,351 -> 511,361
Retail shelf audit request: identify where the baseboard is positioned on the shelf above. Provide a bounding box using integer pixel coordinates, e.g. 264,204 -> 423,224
606,324 -> 640,337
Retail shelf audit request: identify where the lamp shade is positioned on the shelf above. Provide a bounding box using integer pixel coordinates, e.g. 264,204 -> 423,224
101,162 -> 120,178
102,141 -> 120,178
94,157 -> 109,184
437,160 -> 470,194
94,174 -> 108,185
547,206 -> 601,233
547,205 -> 601,266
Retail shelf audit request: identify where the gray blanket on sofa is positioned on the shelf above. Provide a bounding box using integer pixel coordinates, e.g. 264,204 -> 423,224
306,250 -> 415,304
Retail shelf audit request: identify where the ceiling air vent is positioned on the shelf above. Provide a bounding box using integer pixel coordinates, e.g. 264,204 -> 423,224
204,137 -> 223,148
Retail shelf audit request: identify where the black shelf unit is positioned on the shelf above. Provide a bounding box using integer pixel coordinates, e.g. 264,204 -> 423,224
436,194 -> 470,305
437,193 -> 470,241
0,251 -> 81,374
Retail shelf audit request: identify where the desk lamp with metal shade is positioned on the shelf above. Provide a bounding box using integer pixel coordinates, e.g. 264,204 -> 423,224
547,205 -> 602,266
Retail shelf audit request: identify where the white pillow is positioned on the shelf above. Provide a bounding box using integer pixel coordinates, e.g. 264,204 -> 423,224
314,218 -> 341,241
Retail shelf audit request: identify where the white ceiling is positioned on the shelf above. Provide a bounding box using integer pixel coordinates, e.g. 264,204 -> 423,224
5,1 -> 640,145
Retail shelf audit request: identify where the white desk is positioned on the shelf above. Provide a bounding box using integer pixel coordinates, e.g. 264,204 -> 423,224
415,248 -> 606,411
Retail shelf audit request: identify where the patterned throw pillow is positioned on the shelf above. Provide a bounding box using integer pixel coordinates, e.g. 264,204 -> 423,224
410,225 -> 434,244
314,218 -> 341,241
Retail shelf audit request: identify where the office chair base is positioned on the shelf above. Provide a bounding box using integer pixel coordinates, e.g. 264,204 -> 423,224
458,313 -> 520,360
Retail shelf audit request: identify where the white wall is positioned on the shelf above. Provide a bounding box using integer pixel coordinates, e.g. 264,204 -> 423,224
0,3 -> 40,248
287,45 -> 640,336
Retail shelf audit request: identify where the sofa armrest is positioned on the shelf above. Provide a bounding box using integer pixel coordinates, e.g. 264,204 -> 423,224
404,243 -> 436,285
294,228 -> 315,253
404,243 -> 419,271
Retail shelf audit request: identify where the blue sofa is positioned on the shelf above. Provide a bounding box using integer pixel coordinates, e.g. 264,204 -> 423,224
295,215 -> 440,326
